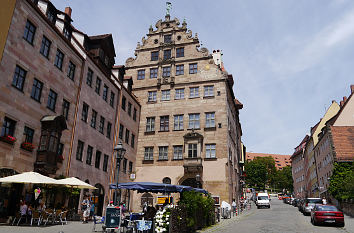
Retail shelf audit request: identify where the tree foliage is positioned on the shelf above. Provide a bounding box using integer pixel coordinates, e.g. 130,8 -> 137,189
275,166 -> 293,192
328,162 -> 354,200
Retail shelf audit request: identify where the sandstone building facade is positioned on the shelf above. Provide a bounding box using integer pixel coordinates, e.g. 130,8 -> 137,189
0,0 -> 140,218
124,15 -> 243,210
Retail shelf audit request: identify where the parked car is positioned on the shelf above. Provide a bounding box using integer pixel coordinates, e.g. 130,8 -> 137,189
311,205 -> 345,227
298,199 -> 304,212
256,193 -> 270,209
302,198 -> 322,215
292,198 -> 299,207
283,196 -> 290,203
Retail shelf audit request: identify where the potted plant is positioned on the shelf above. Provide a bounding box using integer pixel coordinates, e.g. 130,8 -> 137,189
0,135 -> 16,145
20,142 -> 35,152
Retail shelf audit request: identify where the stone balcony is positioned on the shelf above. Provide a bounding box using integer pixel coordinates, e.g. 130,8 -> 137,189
183,157 -> 203,172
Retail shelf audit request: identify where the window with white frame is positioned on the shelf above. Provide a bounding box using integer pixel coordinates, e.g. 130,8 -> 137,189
150,68 -> 158,79
188,143 -> 197,158
188,113 -> 200,129
144,147 -> 154,160
204,86 -> 214,97
190,87 -> 199,98
176,64 -> 184,76
137,69 -> 145,80
173,146 -> 183,160
174,115 -> 183,130
162,66 -> 171,77
158,146 -> 168,160
175,88 -> 184,99
161,90 -> 170,101
205,144 -> 216,158
146,117 -> 155,132
205,112 -> 215,128
148,91 -> 157,102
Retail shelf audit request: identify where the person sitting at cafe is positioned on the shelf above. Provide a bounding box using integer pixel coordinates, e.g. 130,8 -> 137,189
19,200 -> 28,224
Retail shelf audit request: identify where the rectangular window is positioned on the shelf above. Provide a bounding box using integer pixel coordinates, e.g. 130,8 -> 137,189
119,124 -> 124,140
176,47 -> 184,57
174,115 -> 183,130
90,110 -> 97,128
146,117 -> 155,132
128,102 -> 132,116
144,147 -> 154,160
148,91 -> 157,102
47,89 -> 57,111
103,85 -> 108,101
190,87 -> 199,98
63,25 -> 72,40
123,158 -> 127,173
161,90 -> 170,101
176,64 -> 184,76
188,144 -> 198,158
82,103 -> 89,122
54,49 -> 64,70
150,68 -> 158,79
103,154 -> 109,172
151,51 -> 159,61
86,145 -> 93,165
175,88 -> 184,99
1,117 -> 16,137
189,63 -> 198,74
162,66 -> 171,77
122,96 -> 126,110
160,116 -> 169,131
12,65 -> 27,91
173,145 -> 183,160
206,144 -> 216,158
40,36 -> 51,58
125,129 -> 130,144
95,77 -> 101,95
23,20 -> 36,44
76,140 -> 84,161
206,112 -> 215,128
95,150 -> 101,169
62,99 -> 70,120
99,116 -> 105,134
86,68 -> 93,87
131,134 -> 135,148
133,108 -> 137,121
110,91 -> 115,107
159,146 -> 168,160
67,61 -> 76,80
163,50 -> 171,60
106,122 -> 112,139
23,126 -> 34,143
164,34 -> 172,43
137,69 -> 145,80
189,113 -> 200,129
129,161 -> 133,173
30,78 -> 43,102
204,86 -> 214,97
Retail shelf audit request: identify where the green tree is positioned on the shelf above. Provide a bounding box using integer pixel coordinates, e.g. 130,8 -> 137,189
328,162 -> 354,200
245,160 -> 267,190
275,166 -> 293,192
254,156 -> 277,187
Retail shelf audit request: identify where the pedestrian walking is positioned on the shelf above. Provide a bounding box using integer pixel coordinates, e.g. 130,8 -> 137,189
232,199 -> 237,216
81,196 -> 90,223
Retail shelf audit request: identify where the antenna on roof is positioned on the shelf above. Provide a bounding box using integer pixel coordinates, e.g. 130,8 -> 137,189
166,2 -> 172,16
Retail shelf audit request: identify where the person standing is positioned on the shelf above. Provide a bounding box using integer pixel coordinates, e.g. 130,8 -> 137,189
232,199 -> 237,216
81,196 -> 90,223
322,197 -> 327,205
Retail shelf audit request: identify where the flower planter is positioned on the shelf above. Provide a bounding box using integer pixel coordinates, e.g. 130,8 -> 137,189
0,135 -> 16,145
20,142 -> 35,152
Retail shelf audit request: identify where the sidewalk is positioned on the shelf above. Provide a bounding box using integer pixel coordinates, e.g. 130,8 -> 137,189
0,221 -> 95,233
198,205 -> 256,233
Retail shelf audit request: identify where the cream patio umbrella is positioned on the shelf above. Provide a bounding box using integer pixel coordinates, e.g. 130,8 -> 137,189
0,171 -> 59,184
55,177 -> 97,189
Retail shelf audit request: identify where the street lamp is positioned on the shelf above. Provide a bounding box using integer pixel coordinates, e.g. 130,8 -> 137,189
114,142 -> 126,205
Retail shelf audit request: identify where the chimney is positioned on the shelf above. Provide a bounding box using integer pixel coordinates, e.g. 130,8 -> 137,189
343,96 -> 347,103
65,7 -> 72,18
340,100 -> 344,107
351,85 -> 354,94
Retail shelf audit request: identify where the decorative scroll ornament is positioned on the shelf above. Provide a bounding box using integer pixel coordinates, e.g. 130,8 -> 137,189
142,36 -> 147,45
125,57 -> 135,66
186,30 -> 193,39
155,19 -> 162,32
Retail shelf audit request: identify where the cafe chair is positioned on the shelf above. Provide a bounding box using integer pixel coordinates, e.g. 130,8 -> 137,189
30,210 -> 41,226
136,220 -> 152,233
59,211 -> 68,225
11,212 -> 24,226
92,215 -> 105,232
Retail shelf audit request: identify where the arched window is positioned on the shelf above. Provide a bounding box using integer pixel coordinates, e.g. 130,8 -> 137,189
162,177 -> 171,184
141,193 -> 153,206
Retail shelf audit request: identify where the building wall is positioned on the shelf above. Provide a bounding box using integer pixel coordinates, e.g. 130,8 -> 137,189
333,93 -> 354,126
125,15 -> 242,211
291,152 -> 305,198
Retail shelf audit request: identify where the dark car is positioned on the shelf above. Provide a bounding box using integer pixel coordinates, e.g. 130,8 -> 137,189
311,205 -> 345,227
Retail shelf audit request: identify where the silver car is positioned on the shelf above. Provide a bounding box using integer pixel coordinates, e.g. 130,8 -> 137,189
302,198 -> 322,215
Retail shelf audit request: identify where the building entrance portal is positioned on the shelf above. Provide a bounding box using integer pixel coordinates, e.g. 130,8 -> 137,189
181,177 -> 202,189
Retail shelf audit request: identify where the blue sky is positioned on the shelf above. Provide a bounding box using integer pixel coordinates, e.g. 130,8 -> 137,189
52,0 -> 354,155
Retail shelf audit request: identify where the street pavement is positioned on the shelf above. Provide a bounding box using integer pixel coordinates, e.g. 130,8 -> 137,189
200,199 -> 354,233
0,221 -> 95,233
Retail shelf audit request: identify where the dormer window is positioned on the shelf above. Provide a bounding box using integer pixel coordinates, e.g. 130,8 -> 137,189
46,5 -> 57,24
63,25 -> 72,40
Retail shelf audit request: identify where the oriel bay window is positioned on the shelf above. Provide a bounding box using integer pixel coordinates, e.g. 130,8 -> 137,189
188,143 -> 198,158
160,116 -> 169,131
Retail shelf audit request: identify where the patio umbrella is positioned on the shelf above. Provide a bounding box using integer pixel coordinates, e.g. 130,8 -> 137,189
0,171 -> 58,184
55,177 -> 97,189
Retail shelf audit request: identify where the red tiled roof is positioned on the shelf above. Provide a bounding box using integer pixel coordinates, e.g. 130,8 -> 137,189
124,76 -> 132,80
246,152 -> 291,169
234,99 -> 243,109
330,126 -> 354,162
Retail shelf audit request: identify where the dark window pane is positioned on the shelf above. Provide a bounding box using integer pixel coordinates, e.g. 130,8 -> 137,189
119,124 -> 124,140
106,122 -> 112,139
90,110 -> 97,128
163,50 -> 171,60
122,96 -> 126,110
86,145 -> 93,165
151,51 -> 159,61
95,150 -> 101,168
54,49 -> 64,70
12,65 -> 27,91
99,116 -> 105,134
110,91 -> 115,107
30,78 -> 43,102
86,68 -> 93,87
62,99 -> 70,120
47,89 -> 57,111
82,103 -> 89,122
95,77 -> 101,94
23,20 -> 36,44
137,70 -> 145,80
1,117 -> 17,137
24,126 -> 34,143
40,36 -> 51,58
103,154 -> 109,172
176,47 -> 184,58
76,140 -> 84,161
103,85 -> 108,101
67,61 -> 76,80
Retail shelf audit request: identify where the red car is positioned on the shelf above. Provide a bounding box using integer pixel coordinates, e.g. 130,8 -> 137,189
311,204 -> 345,227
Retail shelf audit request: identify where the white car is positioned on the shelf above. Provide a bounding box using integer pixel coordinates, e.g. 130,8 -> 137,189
256,193 -> 270,209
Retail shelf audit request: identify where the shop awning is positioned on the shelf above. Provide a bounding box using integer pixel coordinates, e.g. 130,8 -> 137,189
55,177 -> 97,189
0,171 -> 58,184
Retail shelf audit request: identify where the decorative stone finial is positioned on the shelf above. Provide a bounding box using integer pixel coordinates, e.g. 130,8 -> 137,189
149,25 -> 153,33
166,2 -> 172,16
